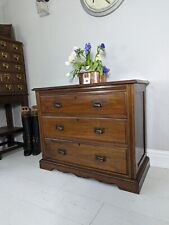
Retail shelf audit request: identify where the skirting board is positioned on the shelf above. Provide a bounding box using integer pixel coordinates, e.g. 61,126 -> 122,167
147,149 -> 169,169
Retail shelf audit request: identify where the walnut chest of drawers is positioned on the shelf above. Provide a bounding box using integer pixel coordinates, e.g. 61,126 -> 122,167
34,80 -> 150,193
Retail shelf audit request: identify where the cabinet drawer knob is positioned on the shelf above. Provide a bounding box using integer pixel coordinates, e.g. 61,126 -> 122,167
58,149 -> 67,155
2,63 -> 9,69
95,155 -> 106,162
94,128 -> 105,134
17,85 -> 23,90
16,74 -> 22,80
5,84 -> 11,90
56,125 -> 64,131
92,101 -> 103,108
0,41 -> 7,47
54,102 -> 62,108
4,74 -> 10,80
1,52 -> 8,58
13,44 -> 18,50
15,65 -> 21,70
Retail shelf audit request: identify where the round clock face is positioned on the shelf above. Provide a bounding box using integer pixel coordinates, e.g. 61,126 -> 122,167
80,0 -> 124,17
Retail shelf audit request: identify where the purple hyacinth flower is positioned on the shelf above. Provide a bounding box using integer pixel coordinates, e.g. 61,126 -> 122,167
84,43 -> 91,54
100,43 -> 105,49
102,65 -> 109,74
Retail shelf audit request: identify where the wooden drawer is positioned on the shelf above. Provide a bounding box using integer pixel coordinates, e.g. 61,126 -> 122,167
11,53 -> 23,64
40,91 -> 127,118
43,139 -> 128,175
0,73 -> 25,84
0,51 -> 10,61
0,40 -> 9,50
9,42 -> 22,53
42,116 -> 127,144
0,84 -> 27,94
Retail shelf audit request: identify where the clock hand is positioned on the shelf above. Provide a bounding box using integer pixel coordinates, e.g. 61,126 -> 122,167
105,0 -> 111,4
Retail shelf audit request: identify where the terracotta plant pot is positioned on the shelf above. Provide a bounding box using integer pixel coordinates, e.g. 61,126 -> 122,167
78,71 -> 107,85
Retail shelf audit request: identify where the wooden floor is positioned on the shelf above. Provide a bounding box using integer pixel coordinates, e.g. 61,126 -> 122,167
0,149 -> 169,225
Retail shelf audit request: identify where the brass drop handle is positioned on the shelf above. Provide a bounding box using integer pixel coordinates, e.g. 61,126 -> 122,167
94,128 -> 105,134
56,125 -> 64,131
1,52 -> 8,58
58,149 -> 67,155
5,84 -> 11,90
54,102 -> 62,108
95,155 -> 106,162
13,44 -> 18,50
0,41 -> 7,47
14,55 -> 19,61
4,74 -> 10,80
16,74 -> 22,80
2,63 -> 9,69
92,101 -> 103,108
17,85 -> 23,90
15,65 -> 21,70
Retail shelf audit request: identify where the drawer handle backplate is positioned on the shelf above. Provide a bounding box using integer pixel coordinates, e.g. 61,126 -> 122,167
95,155 -> 106,162
92,101 -> 103,108
54,102 -> 62,108
58,149 -> 67,155
2,52 -> 8,58
56,125 -> 64,131
0,41 -> 7,47
94,128 -> 105,134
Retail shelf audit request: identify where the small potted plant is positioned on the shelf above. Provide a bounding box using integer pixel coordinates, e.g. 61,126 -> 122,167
65,43 -> 110,84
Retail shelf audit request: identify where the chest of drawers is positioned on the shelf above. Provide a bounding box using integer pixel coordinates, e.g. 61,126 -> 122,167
0,36 -> 27,95
34,80 -> 149,193
0,36 -> 28,159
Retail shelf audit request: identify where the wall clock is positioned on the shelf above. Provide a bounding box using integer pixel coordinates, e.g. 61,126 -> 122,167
80,0 -> 124,17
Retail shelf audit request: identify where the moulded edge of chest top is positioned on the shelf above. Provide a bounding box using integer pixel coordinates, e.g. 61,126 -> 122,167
32,79 -> 149,93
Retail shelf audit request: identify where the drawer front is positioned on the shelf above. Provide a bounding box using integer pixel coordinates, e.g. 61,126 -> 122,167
42,117 -> 127,144
9,42 -> 22,53
0,51 -> 10,61
43,139 -> 128,175
40,91 -> 127,118
0,84 -> 27,94
11,53 -> 23,64
0,40 -> 9,50
0,73 -> 26,84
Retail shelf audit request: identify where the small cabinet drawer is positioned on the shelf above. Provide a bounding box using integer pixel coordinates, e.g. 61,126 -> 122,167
0,73 -> 12,83
40,91 -> 127,118
0,62 -> 11,71
43,139 -> 128,175
9,43 -> 22,52
0,51 -> 10,61
11,53 -> 23,63
0,40 -> 8,50
12,64 -> 24,72
13,73 -> 26,83
42,117 -> 127,144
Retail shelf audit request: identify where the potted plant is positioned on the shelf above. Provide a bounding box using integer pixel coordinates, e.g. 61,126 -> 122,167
65,43 -> 110,84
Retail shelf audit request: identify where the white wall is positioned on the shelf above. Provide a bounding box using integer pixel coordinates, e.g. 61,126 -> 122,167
0,1 -> 5,22
2,0 -> 169,152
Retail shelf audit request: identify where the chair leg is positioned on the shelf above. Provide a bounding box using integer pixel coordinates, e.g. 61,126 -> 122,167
21,106 -> 32,156
31,106 -> 41,155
